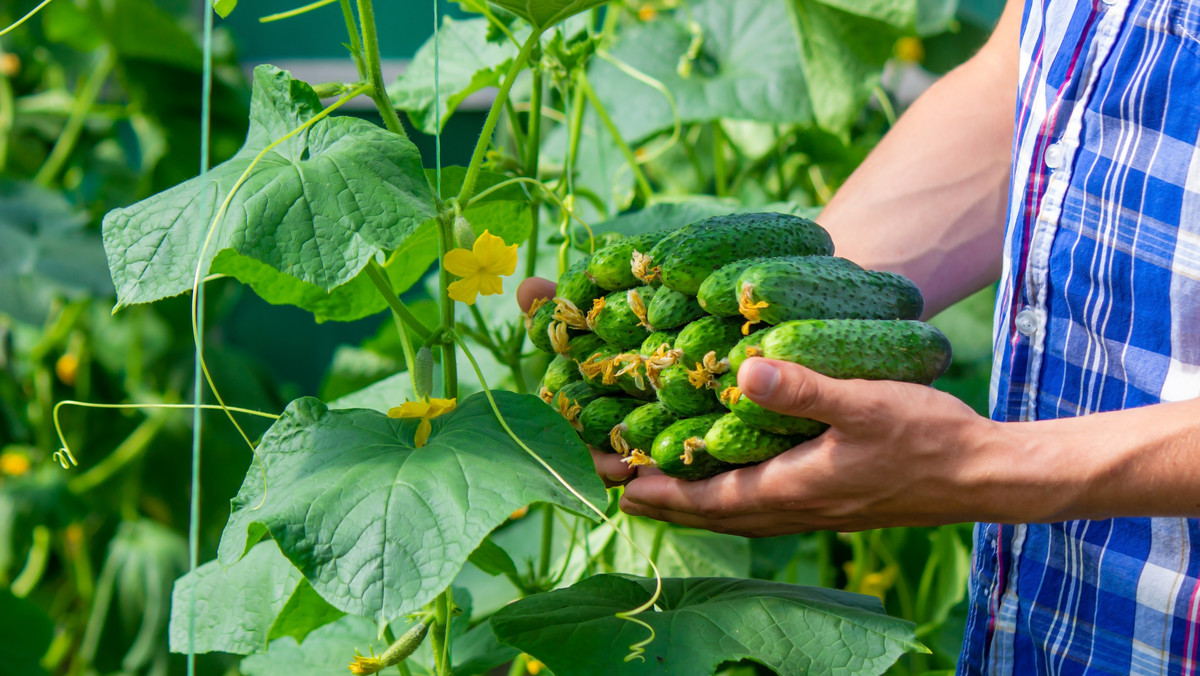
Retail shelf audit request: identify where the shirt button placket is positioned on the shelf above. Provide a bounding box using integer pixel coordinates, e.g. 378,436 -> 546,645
1044,142 -> 1064,169
1015,307 -> 1039,337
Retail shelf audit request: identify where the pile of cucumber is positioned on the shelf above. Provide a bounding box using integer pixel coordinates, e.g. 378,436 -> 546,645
528,212 -> 952,481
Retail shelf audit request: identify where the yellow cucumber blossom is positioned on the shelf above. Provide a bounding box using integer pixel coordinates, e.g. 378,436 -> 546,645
443,230 -> 518,305
388,398 -> 457,448
0,450 -> 31,477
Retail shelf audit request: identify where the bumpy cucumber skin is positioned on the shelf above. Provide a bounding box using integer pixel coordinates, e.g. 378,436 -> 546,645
650,413 -> 735,480
557,256 -> 602,308
646,288 -> 706,330
704,413 -> 801,464
727,329 -> 768,375
656,213 -> 835,295
559,333 -> 605,361
639,330 -> 677,357
553,380 -> 605,413
655,364 -> 721,416
527,300 -> 560,353
592,287 -> 657,349
541,355 -> 582,395
716,372 -> 828,437
738,260 -> 923,326
588,232 -> 669,291
675,316 -> 744,367
761,319 -> 952,384
579,397 -> 644,452
699,256 -> 863,317
619,402 -> 681,453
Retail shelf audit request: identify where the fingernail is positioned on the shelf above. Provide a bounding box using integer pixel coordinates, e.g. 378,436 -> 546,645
741,359 -> 779,398
603,474 -> 626,484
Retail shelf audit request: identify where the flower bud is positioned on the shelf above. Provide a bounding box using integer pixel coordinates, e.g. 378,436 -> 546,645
452,215 -> 476,249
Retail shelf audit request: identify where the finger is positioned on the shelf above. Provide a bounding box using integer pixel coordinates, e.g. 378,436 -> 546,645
620,467 -> 769,520
591,447 -> 634,486
517,277 -> 557,313
738,357 -> 879,425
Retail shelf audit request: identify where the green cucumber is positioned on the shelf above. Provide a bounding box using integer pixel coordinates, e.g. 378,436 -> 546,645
655,213 -> 835,294
704,413 -> 801,464
727,329 -> 768,375
613,402 -> 681,455
737,259 -> 923,331
698,256 -> 863,317
639,330 -> 678,357
587,232 -> 670,291
716,372 -> 829,437
526,299 -> 560,353
539,354 -> 582,402
675,316 -> 744,368
579,397 -> 644,452
551,380 -> 606,431
655,364 -> 721,417
760,319 -> 952,384
557,256 -> 602,308
556,332 -> 605,361
647,413 -> 736,480
610,352 -> 656,401
646,288 -> 705,330
576,342 -> 626,393
590,287 -> 657,349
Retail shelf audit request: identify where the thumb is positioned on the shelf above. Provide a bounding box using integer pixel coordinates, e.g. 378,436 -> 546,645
517,276 -> 557,313
738,358 -> 862,424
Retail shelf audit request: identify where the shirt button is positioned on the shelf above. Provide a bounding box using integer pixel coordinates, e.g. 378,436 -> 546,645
1015,308 -> 1039,336
1044,143 -> 1063,169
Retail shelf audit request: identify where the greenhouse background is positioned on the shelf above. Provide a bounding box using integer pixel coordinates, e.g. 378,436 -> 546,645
1,0 -> 1005,674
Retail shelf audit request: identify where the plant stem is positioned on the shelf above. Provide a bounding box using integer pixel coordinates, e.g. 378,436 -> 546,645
522,66 -> 544,281
435,213 -> 459,399
34,47 -> 114,186
365,261 -> 433,343
579,72 -> 652,202
711,121 -> 729,197
338,0 -> 367,79
646,521 -> 668,577
457,30 -> 542,206
505,654 -> 529,676
357,0 -> 407,138
11,526 -> 51,597
432,589 -> 453,675
537,504 -> 554,580
0,71 -> 13,171
68,410 -> 171,494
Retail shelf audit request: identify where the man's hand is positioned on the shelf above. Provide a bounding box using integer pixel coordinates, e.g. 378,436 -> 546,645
518,276 -> 638,487
619,357 -> 1020,536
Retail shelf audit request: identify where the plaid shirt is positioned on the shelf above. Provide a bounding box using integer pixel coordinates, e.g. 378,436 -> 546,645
959,0 -> 1200,673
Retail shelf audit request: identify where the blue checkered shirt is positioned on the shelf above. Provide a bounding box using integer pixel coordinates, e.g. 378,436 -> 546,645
959,0 -> 1200,673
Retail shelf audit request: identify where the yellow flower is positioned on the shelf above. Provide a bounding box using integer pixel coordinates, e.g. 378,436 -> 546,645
0,451 -> 30,477
443,230 -> 518,305
388,398 -> 457,448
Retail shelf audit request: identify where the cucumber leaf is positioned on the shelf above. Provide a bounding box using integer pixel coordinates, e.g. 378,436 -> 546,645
489,0 -> 609,30
491,575 -> 928,675
388,16 -> 524,135
168,540 -> 343,655
212,0 -> 236,18
0,589 -> 53,676
217,392 -> 607,623
239,616 -> 381,676
102,65 -> 437,311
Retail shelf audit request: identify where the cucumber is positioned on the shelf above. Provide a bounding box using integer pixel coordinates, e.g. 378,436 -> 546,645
539,354 -> 582,402
590,287 -> 657,349
727,329 -> 768,375
576,342 -> 626,393
704,413 -> 801,464
646,288 -> 705,330
526,298 -> 560,353
639,330 -> 677,357
557,256 -> 603,308
737,259 -> 923,332
611,352 -> 657,401
612,402 -> 681,455
579,397 -> 644,452
716,372 -> 829,437
698,256 -> 863,317
675,316 -> 744,368
760,319 -> 952,384
655,364 -> 721,417
647,413 -> 737,480
587,232 -> 670,291
556,332 -> 605,361
655,213 -> 835,294
551,380 -> 606,431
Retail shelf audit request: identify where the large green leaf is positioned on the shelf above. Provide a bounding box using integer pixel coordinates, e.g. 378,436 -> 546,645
491,575 -> 927,675
489,0 -> 609,30
169,540 -> 343,655
239,616 -> 381,676
0,589 -> 52,676
388,17 -> 522,135
218,391 -> 607,623
0,181 -> 113,325
586,0 -> 813,145
102,65 -> 437,310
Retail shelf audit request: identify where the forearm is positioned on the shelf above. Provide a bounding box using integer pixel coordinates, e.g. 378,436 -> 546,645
980,400 -> 1200,522
820,0 -> 1022,316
